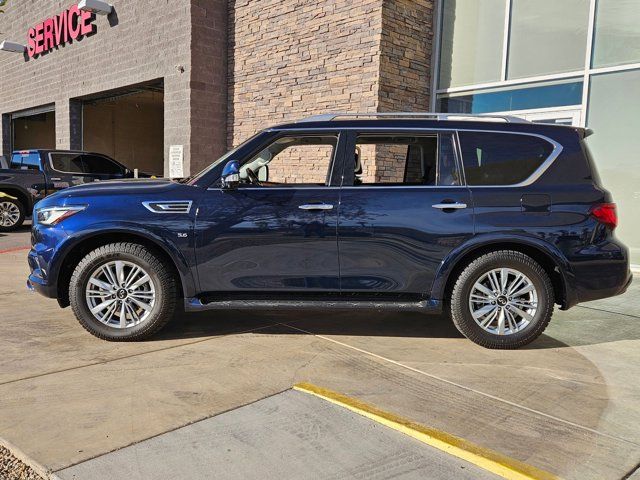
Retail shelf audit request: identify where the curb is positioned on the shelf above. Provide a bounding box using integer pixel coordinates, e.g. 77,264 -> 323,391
0,436 -> 51,480
294,382 -> 560,480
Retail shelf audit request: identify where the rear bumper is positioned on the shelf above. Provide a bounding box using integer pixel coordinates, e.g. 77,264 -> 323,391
564,239 -> 632,308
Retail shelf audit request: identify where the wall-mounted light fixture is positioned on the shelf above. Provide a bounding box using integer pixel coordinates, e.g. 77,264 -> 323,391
0,40 -> 26,53
77,0 -> 113,16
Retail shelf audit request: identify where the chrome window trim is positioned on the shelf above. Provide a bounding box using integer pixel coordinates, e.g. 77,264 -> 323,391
268,127 -> 563,188
142,200 -> 193,214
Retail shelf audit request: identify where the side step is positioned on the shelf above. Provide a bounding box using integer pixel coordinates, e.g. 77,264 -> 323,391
185,297 -> 442,313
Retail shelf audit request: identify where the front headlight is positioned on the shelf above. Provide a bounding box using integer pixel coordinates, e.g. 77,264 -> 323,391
36,206 -> 86,226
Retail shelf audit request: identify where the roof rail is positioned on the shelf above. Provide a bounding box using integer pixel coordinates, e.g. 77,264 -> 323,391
297,112 -> 530,124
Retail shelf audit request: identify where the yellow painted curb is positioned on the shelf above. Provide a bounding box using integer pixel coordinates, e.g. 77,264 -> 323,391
293,382 -> 560,480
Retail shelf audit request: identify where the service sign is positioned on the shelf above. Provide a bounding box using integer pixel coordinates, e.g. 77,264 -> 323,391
27,5 -> 96,58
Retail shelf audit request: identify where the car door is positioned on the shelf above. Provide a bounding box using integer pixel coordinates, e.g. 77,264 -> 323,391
47,152 -> 92,193
194,131 -> 346,295
337,130 -> 474,296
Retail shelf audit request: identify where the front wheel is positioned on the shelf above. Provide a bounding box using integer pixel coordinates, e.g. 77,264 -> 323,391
0,197 -> 25,232
450,250 -> 554,349
69,243 -> 177,341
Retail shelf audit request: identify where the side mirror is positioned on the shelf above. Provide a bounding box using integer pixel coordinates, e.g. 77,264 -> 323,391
221,160 -> 240,189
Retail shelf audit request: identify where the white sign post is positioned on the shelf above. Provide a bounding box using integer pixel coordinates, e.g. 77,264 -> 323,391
169,145 -> 184,179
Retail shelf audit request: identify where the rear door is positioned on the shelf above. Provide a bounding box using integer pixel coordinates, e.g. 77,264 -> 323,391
337,130 -> 474,297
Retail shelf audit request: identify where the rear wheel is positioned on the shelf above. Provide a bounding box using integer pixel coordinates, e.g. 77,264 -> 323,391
450,250 -> 554,349
0,197 -> 25,232
69,243 -> 177,341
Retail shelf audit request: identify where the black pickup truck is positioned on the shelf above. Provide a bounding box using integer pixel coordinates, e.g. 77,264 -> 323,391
0,150 -> 147,231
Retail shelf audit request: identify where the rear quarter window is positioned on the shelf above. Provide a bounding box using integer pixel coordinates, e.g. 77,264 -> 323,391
458,132 -> 554,186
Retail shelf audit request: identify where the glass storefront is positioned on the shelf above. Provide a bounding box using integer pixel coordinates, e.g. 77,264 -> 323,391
434,0 -> 640,264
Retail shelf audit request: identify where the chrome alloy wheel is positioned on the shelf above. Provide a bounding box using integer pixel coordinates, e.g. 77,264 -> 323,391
0,201 -> 20,227
85,260 -> 156,329
468,268 -> 538,336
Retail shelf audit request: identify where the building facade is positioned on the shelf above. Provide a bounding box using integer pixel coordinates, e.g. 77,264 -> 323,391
0,0 -> 638,262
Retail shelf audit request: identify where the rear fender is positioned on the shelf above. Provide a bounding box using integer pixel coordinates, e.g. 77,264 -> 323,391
430,233 -> 573,307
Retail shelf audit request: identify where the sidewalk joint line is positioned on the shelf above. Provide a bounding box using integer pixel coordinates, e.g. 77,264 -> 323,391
0,322 -> 284,387
282,322 -> 640,448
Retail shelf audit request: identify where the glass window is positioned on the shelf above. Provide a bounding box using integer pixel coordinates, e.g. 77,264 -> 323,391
437,80 -> 583,114
240,135 -> 337,187
438,0 -> 505,88
10,152 -> 41,171
586,69 -> 640,264
592,0 -> 640,68
50,153 -> 84,173
81,155 -> 123,175
507,0 -> 590,80
349,134 -> 461,187
458,132 -> 553,185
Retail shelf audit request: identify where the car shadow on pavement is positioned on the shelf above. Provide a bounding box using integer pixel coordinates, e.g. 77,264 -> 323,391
155,308 -> 570,349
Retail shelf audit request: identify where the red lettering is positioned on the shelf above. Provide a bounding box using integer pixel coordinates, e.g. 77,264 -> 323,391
43,19 -> 54,51
34,23 -> 44,55
53,12 -> 66,46
26,5 -> 96,59
80,10 -> 96,36
27,28 -> 36,58
68,6 -> 81,40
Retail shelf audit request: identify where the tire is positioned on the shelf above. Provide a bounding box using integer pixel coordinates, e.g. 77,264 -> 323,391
0,196 -> 25,232
450,250 -> 554,349
69,242 -> 177,341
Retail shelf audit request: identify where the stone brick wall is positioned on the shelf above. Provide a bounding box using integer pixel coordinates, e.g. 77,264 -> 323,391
227,0 -> 384,148
228,0 -> 434,183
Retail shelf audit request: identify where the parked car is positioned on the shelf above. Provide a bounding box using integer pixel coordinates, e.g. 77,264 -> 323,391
0,150 -> 148,231
27,113 -> 632,348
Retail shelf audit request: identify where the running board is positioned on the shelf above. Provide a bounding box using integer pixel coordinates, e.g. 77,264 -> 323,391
185,297 -> 442,313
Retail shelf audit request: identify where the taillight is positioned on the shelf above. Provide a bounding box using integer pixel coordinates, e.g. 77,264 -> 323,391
590,203 -> 617,229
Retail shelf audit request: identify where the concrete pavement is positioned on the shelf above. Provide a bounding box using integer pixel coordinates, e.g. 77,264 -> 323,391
53,390 -> 499,480
0,230 -> 639,479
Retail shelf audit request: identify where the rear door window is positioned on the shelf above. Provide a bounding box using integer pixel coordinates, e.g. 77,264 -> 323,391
458,132 -> 554,185
50,153 -> 84,173
81,155 -> 124,175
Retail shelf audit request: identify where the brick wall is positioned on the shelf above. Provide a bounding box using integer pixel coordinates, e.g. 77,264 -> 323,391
0,0 -> 227,176
227,0 -> 384,148
228,0 -> 434,183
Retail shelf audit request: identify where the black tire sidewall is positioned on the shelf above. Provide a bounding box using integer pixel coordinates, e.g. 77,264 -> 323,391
70,246 -> 173,340
0,197 -> 25,232
451,252 -> 554,348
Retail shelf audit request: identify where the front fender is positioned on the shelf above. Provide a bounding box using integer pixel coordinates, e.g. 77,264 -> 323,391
430,233 -> 573,306
52,222 -> 197,298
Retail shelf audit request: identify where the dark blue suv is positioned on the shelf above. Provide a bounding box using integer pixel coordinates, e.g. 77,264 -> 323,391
27,113 -> 632,348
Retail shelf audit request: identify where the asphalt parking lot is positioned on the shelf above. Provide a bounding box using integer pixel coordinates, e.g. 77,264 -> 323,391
1,225 -> 639,479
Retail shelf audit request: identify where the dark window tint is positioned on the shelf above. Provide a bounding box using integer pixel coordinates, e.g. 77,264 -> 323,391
50,153 -> 84,173
10,152 -> 41,171
458,132 -> 554,185
81,155 -> 123,175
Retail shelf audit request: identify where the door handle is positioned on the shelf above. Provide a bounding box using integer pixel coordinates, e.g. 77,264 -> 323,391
432,202 -> 467,210
298,203 -> 334,211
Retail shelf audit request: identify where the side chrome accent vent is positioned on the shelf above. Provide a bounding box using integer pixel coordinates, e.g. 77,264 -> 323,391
142,201 -> 193,214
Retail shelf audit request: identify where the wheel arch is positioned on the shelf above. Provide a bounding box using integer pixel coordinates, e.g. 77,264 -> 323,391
55,229 -> 194,307
0,185 -> 32,212
434,237 -> 570,309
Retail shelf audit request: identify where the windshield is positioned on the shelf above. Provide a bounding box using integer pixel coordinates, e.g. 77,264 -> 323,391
184,132 -> 261,185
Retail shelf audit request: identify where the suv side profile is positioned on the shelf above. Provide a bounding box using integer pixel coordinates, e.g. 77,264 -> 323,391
27,113 -> 632,349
